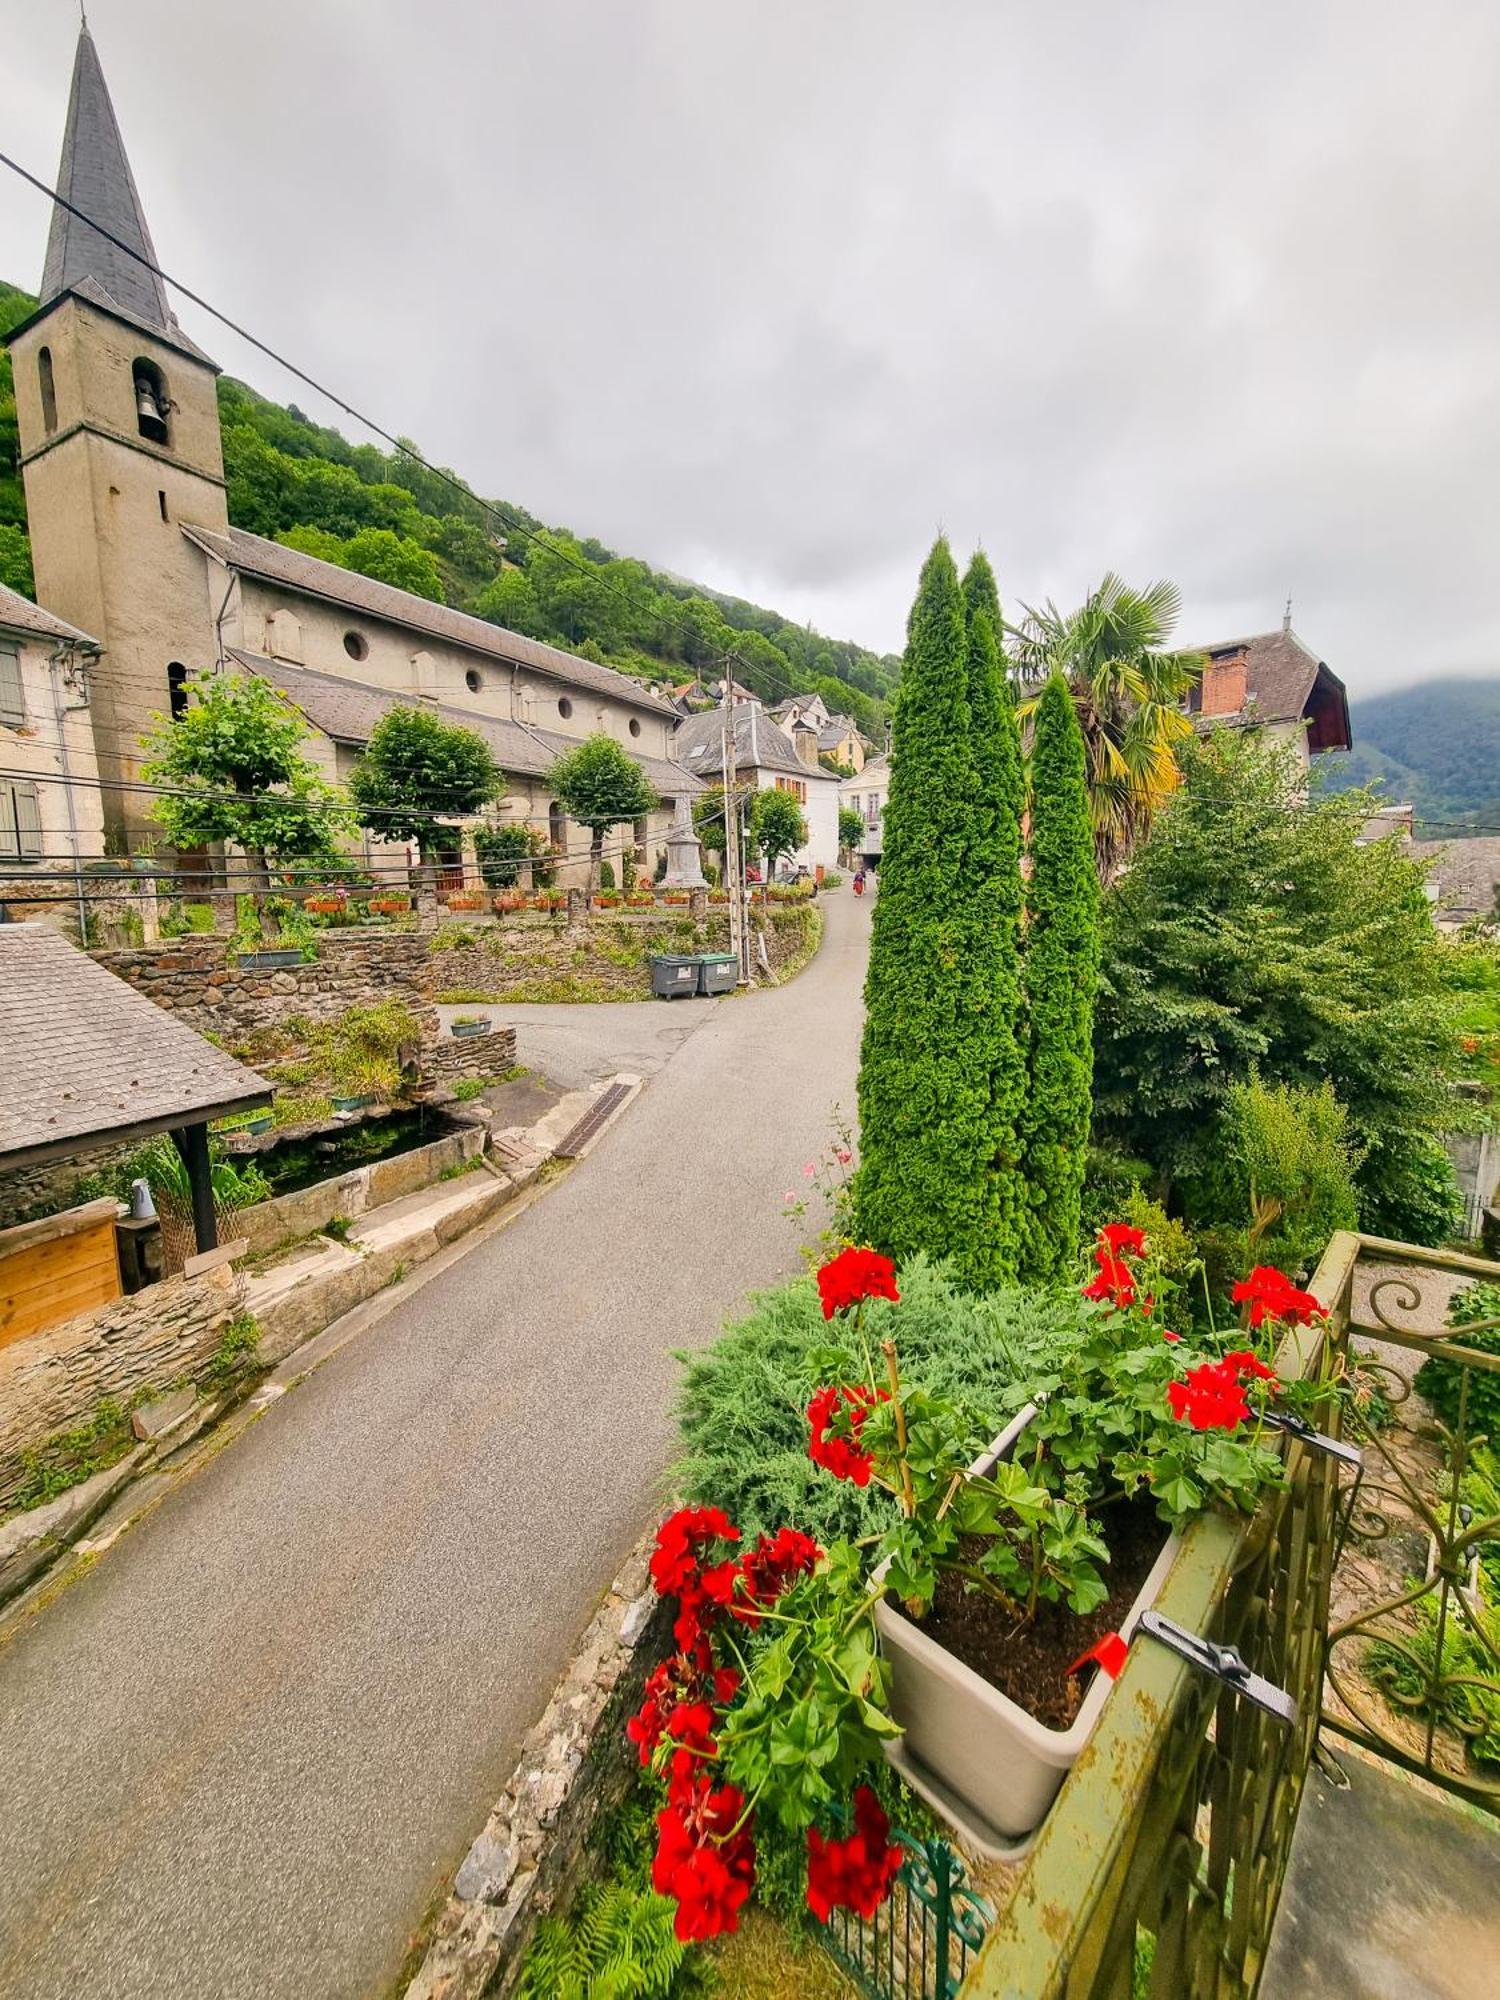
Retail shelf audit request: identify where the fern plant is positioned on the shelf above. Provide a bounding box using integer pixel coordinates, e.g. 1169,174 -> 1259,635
519,1882 -> 703,1999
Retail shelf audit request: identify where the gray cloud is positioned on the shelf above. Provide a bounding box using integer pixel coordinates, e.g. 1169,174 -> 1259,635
2,0 -> 1496,692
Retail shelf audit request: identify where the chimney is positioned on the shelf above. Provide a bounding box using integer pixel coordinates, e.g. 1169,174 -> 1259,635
1200,650 -> 1248,717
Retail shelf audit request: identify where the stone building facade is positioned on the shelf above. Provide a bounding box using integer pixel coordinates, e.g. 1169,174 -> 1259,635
0,583 -> 106,871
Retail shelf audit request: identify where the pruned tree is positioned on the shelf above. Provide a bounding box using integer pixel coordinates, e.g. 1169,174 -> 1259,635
750,786 -> 808,877
141,669 -> 351,889
348,704 -> 501,863
838,804 -> 865,856
547,734 -> 659,893
1018,673 -> 1100,1283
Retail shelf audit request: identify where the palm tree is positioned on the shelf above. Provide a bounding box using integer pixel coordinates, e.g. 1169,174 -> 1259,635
1008,576 -> 1204,881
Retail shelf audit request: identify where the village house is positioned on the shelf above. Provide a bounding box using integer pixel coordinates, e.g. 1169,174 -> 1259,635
674,700 -> 842,876
0,583 -> 105,874
840,751 -> 889,867
1184,618 -> 1352,764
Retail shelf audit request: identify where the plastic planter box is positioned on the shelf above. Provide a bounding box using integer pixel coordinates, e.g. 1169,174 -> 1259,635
696,953 -> 739,995
874,1404 -> 1179,1857
650,954 -> 699,999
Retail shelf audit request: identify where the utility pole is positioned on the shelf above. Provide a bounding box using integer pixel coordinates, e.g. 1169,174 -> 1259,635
720,671 -> 752,985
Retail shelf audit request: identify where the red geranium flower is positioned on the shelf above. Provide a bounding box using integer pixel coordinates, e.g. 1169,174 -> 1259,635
1231,1266 -> 1326,1329
1224,1347 -> 1279,1387
1099,1222 -> 1148,1258
816,1246 -> 900,1320
1083,1252 -> 1136,1308
1167,1359 -> 1251,1432
806,1786 -> 904,1923
653,1779 -> 756,1942
649,1505 -> 740,1596
808,1383 -> 888,1485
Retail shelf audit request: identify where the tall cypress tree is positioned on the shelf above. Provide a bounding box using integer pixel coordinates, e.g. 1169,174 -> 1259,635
960,552 -> 1028,1286
853,538 -> 994,1280
1019,672 -> 1100,1283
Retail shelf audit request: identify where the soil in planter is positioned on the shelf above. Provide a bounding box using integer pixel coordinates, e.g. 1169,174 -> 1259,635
897,1497 -> 1167,1730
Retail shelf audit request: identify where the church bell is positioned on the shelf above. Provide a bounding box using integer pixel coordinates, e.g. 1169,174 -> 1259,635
134,373 -> 168,443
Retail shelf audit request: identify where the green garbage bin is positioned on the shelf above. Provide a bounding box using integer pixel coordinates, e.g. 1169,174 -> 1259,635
650,954 -> 699,999
697,953 -> 739,996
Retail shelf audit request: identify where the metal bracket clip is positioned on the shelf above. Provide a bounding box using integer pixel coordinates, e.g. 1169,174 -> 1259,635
1262,1408 -> 1364,1472
1136,1611 -> 1298,1725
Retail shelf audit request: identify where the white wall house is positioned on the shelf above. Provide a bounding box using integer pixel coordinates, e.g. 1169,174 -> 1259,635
0,584 -> 106,873
840,753 -> 889,864
675,703 -> 842,876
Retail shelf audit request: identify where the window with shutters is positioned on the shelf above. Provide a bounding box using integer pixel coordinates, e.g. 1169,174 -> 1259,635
0,780 -> 43,862
0,644 -> 23,727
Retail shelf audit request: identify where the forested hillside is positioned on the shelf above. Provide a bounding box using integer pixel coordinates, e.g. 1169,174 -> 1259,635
1322,678 -> 1500,832
0,279 -> 897,730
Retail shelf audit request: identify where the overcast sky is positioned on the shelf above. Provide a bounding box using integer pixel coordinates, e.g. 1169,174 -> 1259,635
4,1 -> 1497,695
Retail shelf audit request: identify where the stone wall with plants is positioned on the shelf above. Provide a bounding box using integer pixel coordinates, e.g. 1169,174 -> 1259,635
0,1257 -> 250,1514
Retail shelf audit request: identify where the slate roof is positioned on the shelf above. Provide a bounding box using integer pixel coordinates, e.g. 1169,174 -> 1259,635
1187,628 -> 1351,739
239,657 -> 699,799
27,27 -> 214,367
185,526 -> 678,720
674,704 -> 840,783
1410,836 -> 1500,920
0,925 -> 271,1170
0,583 -> 99,648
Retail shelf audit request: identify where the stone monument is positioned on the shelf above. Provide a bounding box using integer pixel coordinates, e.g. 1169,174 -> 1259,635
662,797 -> 707,889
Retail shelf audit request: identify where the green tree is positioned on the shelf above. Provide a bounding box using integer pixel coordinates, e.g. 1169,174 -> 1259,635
1094,731 -> 1463,1241
1019,673 -> 1100,1283
750,786 -> 808,876
348,705 -> 500,863
0,522 -> 33,596
853,538 -> 996,1285
1009,575 -> 1203,881
961,552 -> 1028,1286
694,782 -> 752,864
838,804 -> 865,854
339,527 -> 445,602
141,670 -> 351,886
547,734 -> 659,893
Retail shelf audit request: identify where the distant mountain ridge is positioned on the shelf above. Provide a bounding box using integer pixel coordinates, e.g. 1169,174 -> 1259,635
1321,677 -> 1500,833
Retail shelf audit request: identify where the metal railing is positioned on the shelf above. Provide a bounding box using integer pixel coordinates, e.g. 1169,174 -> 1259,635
822,1833 -> 994,2000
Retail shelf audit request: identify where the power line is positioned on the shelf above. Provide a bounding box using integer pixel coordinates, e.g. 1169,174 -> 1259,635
0,148 -> 891,719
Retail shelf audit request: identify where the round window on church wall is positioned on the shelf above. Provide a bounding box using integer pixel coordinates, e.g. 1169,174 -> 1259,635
629,718 -> 642,737
344,631 -> 368,661
466,669 -> 482,693
558,697 -> 573,719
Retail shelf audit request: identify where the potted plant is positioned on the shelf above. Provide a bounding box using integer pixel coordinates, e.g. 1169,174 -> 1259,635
368,893 -> 413,917
445,890 -> 485,912
595,892 -> 623,909
450,1014 -> 491,1040
494,891 -> 528,915
630,1236 -> 1320,1942
304,895 -> 346,917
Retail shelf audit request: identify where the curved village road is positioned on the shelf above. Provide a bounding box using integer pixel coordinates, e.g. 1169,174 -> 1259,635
0,893 -> 871,2000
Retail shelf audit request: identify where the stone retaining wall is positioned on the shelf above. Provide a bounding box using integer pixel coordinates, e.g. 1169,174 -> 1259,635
235,1121 -> 488,1256
425,1025 -> 521,1081
406,1534 -> 670,2000
0,1258 -> 245,1511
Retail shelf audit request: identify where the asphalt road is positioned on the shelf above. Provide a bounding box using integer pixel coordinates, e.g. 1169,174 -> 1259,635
0,892 -> 869,2000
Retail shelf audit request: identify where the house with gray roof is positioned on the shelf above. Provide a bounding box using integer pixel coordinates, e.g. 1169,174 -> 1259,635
0,582 -> 104,875
674,702 -> 841,876
1184,619 -> 1352,764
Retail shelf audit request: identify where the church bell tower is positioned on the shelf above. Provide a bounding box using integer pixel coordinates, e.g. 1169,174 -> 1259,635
6,22 -> 229,846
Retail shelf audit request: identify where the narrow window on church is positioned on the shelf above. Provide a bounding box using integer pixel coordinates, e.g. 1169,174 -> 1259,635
168,662 -> 189,721
548,802 -> 566,855
158,490 -> 169,523
38,347 -> 57,434
133,359 -> 169,444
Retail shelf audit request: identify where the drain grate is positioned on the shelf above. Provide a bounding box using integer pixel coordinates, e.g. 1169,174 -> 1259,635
553,1080 -> 632,1158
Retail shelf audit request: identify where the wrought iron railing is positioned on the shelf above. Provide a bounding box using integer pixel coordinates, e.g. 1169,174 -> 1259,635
1320,1234 -> 1500,1811
821,1832 -> 993,2000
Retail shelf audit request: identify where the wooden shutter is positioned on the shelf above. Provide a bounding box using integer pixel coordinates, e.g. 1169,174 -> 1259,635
14,781 -> 42,859
0,783 -> 18,861
0,645 -> 23,727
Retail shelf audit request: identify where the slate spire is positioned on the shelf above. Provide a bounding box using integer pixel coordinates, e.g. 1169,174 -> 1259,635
40,21 -> 175,332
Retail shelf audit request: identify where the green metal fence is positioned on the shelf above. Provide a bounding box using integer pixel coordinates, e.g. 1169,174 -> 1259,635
820,1832 -> 994,2000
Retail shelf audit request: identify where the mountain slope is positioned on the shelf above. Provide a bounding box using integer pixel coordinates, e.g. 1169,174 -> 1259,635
0,279 -> 898,732
1322,678 -> 1500,832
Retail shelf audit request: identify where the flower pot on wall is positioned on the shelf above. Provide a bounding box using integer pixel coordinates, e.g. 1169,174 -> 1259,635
238,948 -> 304,971
450,1021 -> 491,1040
874,1404 -> 1179,1856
